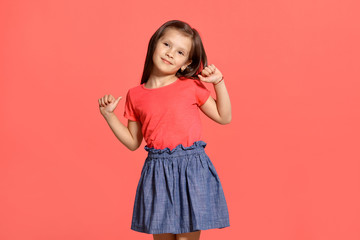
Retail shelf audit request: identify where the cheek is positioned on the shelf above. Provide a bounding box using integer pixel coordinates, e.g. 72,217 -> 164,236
153,49 -> 161,60
155,45 -> 164,52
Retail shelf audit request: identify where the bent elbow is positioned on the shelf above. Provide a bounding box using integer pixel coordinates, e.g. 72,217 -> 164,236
127,144 -> 138,151
220,116 -> 232,125
128,141 -> 142,151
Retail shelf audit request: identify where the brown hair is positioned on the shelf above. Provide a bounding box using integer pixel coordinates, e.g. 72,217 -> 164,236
140,20 -> 208,84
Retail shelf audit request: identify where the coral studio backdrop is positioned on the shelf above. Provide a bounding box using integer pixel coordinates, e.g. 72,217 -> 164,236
1,0 -> 359,240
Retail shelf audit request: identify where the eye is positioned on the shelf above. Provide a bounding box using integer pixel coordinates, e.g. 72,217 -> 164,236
163,42 -> 169,47
178,51 -> 184,55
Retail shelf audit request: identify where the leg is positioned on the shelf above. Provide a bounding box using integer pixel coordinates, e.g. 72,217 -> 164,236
176,230 -> 201,240
153,233 -> 176,240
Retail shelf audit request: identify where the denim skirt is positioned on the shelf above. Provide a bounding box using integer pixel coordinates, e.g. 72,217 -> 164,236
130,140 -> 230,234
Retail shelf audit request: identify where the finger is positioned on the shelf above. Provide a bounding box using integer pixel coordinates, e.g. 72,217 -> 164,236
108,95 -> 114,103
198,74 -> 209,82
202,69 -> 211,76
209,66 -> 215,74
204,67 -> 212,74
205,66 -> 211,74
101,97 -> 105,107
98,99 -> 102,107
105,95 -> 109,105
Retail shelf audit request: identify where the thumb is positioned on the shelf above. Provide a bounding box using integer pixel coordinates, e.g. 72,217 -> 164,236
198,74 -> 205,81
115,96 -> 122,104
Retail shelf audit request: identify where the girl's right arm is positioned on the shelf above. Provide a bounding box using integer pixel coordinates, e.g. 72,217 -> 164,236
103,112 -> 143,151
99,94 -> 143,151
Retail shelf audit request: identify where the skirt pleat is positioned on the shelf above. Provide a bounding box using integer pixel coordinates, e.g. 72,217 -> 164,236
130,140 -> 230,234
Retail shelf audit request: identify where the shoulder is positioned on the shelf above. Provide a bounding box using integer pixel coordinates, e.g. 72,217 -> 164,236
178,77 -> 197,83
182,77 -> 209,91
124,84 -> 143,104
178,77 -> 205,88
126,84 -> 143,96
128,84 -> 143,92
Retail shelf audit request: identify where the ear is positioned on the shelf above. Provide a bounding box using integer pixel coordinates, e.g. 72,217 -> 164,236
181,60 -> 192,71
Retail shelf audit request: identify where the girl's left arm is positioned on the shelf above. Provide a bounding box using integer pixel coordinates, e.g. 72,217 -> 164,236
198,64 -> 232,125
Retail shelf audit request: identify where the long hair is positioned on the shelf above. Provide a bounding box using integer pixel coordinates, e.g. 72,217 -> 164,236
140,20 -> 208,85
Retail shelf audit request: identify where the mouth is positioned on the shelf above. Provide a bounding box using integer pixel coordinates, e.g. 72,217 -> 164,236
161,58 -> 172,65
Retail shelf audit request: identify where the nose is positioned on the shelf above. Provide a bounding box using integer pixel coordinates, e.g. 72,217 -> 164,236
165,50 -> 174,58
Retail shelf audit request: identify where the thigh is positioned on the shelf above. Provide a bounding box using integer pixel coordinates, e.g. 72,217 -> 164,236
176,230 -> 201,240
153,233 -> 176,240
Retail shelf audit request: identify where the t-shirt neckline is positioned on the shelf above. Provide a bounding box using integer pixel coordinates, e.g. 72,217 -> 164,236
141,77 -> 180,90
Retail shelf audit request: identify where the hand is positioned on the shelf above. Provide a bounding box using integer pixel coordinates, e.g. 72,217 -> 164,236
197,64 -> 223,84
98,94 -> 122,116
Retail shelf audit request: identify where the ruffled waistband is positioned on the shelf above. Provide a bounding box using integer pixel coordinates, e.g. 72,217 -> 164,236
144,140 -> 207,156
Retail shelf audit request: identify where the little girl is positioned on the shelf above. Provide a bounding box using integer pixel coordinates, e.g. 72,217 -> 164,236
98,20 -> 231,240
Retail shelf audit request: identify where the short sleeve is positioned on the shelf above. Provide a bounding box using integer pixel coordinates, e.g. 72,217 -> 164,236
194,80 -> 211,107
123,90 -> 139,121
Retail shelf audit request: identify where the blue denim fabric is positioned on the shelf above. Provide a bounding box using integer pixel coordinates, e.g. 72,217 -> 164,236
130,140 -> 230,234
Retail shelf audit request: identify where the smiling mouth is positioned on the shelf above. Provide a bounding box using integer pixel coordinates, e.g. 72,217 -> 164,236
161,58 -> 172,65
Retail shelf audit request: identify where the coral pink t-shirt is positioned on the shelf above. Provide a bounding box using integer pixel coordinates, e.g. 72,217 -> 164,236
123,77 -> 211,150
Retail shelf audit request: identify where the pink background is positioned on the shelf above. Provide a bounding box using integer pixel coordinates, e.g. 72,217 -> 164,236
1,0 -> 359,239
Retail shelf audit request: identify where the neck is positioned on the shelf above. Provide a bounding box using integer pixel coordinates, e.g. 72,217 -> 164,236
146,74 -> 178,88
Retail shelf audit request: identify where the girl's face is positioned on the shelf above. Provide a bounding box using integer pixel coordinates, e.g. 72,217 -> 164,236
151,28 -> 192,77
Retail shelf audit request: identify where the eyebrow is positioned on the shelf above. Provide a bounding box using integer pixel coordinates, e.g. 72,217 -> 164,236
161,39 -> 189,53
